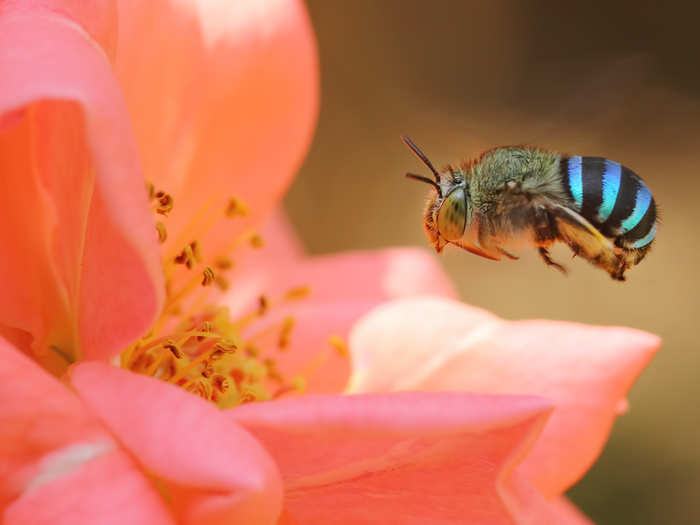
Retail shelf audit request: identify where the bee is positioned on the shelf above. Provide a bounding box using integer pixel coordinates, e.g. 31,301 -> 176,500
402,136 -> 658,280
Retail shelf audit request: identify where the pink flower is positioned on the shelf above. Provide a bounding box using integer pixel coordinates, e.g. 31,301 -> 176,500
0,0 -> 659,523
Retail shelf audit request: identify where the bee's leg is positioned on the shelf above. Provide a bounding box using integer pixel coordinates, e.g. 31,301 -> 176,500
532,206 -> 558,243
496,246 -> 519,260
609,252 -> 629,281
476,216 -> 505,260
538,247 -> 568,275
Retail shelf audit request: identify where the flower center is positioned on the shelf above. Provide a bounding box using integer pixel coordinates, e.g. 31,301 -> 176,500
119,185 -> 345,408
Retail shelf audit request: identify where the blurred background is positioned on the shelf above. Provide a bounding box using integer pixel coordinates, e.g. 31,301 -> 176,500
285,1 -> 700,523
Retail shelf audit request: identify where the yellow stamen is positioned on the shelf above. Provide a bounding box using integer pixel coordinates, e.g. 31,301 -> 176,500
168,344 -> 222,385
125,186 -> 340,409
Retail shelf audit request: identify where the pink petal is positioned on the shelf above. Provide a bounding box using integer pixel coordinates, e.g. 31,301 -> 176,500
232,392 -> 554,524
0,1 -> 118,59
6,448 -> 173,525
70,363 -> 283,524
228,248 -> 457,394
0,7 -> 163,364
113,0 -> 318,259
349,297 -> 660,497
0,337 -> 171,523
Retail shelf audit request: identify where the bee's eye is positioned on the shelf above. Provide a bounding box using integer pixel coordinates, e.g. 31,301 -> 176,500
437,189 -> 467,240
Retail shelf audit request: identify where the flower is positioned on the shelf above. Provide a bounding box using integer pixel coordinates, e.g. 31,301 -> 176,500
0,0 -> 660,523
0,0 -> 452,398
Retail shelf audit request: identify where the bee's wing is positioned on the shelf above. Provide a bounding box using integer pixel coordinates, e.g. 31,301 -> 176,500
548,203 -> 620,269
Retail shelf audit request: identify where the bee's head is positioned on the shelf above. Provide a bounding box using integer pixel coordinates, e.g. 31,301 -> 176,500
402,136 -> 471,250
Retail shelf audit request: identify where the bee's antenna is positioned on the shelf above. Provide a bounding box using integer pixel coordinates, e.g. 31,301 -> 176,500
401,136 -> 442,185
405,172 -> 442,197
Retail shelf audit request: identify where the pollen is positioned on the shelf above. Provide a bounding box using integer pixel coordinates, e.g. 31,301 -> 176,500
119,189 -> 342,409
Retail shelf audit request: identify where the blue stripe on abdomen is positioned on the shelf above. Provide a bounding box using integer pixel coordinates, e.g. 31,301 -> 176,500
631,221 -> 657,248
621,184 -> 652,232
599,160 -> 621,221
567,156 -> 583,209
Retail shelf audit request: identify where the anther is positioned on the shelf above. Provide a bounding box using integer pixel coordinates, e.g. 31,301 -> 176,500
146,181 -> 155,200
213,339 -> 237,353
197,322 -> 212,342
278,316 -> 295,350
155,222 -> 168,244
257,295 -> 269,316
263,358 -> 284,383
328,335 -> 349,357
226,197 -> 249,218
249,234 -> 264,248
285,285 -> 311,300
201,266 -> 215,286
214,256 -> 234,270
155,192 -> 174,216
163,339 -> 183,359
174,245 -> 195,269
190,241 -> 202,263
245,344 -> 260,357
212,375 -> 229,393
214,275 -> 230,291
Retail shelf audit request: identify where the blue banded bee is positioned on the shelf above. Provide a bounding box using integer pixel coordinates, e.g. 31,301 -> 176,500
402,136 -> 658,280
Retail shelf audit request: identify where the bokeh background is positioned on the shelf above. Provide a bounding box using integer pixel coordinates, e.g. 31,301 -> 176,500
284,1 -> 700,523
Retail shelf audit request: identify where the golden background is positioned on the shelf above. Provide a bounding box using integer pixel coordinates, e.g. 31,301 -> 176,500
285,2 -> 700,522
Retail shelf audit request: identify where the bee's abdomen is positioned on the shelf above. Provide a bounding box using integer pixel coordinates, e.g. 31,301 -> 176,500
560,156 -> 657,248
